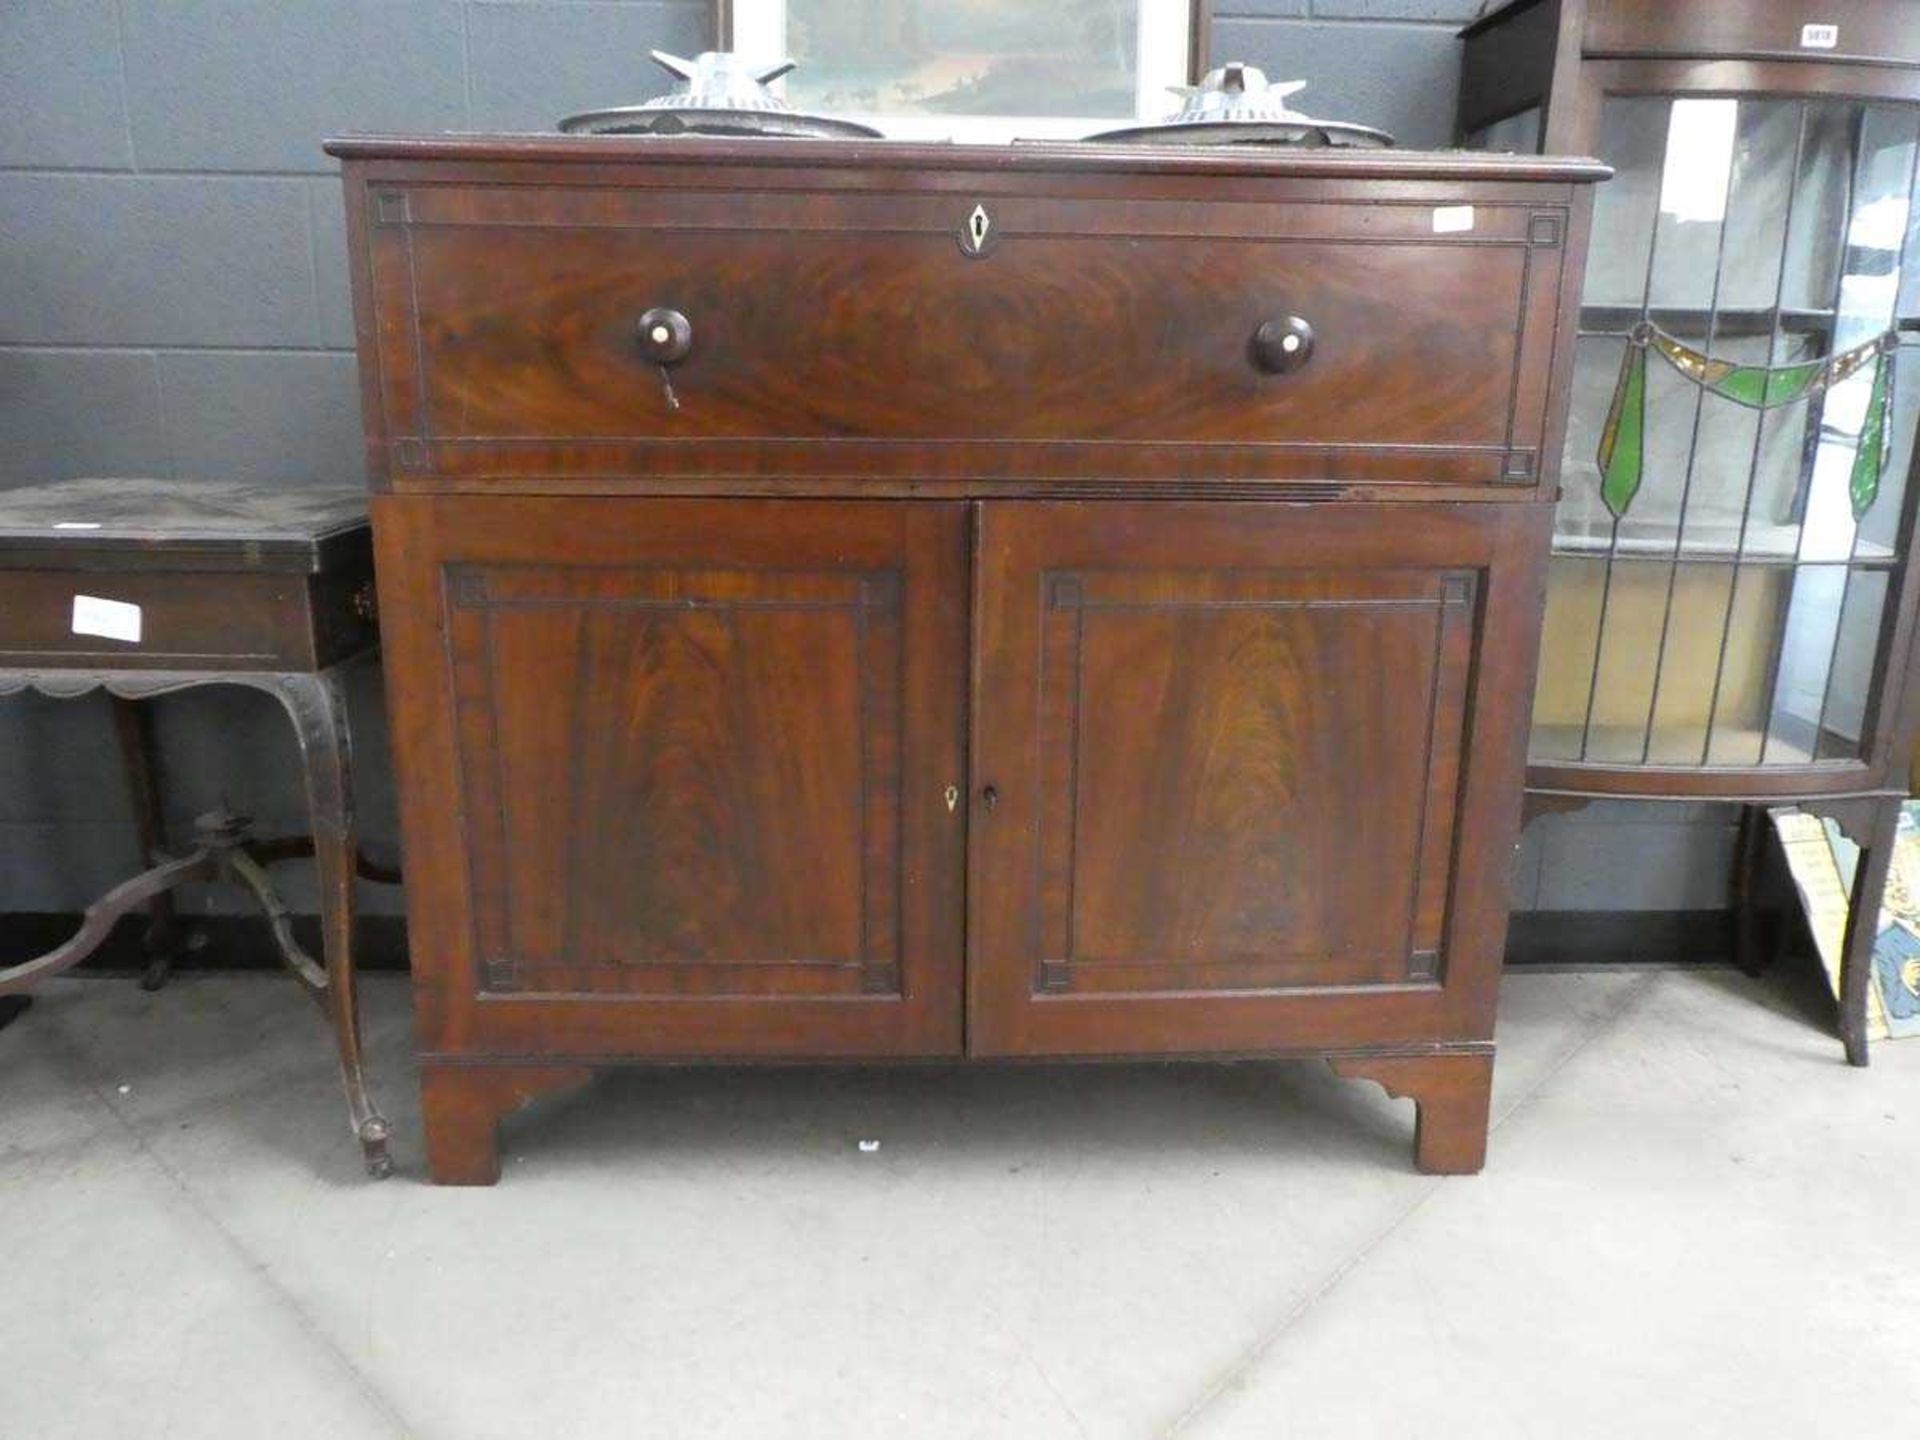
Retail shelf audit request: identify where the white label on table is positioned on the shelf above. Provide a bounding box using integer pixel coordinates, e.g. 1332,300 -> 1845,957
1801,23 -> 1839,48
1432,205 -> 1476,234
52,521 -> 102,531
71,595 -> 142,644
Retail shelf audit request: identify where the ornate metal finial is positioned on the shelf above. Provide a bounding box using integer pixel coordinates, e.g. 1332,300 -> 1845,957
559,50 -> 882,138
1090,61 -> 1390,148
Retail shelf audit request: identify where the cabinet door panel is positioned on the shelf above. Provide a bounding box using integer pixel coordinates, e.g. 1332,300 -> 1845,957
969,502 -> 1547,1057
376,497 -> 967,1058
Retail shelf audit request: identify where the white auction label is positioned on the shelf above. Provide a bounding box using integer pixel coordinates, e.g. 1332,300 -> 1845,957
1800,23 -> 1839,49
71,594 -> 143,644
1432,205 -> 1476,234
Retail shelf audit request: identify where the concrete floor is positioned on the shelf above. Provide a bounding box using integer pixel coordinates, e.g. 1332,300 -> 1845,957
2,963 -> 1915,1439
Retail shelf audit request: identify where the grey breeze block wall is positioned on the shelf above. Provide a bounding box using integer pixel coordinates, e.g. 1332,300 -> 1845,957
0,0 -> 1717,921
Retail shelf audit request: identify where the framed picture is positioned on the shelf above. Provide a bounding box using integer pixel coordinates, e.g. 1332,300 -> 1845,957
717,0 -> 1209,142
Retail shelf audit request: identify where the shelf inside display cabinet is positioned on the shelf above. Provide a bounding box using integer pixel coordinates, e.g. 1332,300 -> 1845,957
1529,723 -> 1830,769
1549,518 -> 1898,565
1579,306 -> 1845,341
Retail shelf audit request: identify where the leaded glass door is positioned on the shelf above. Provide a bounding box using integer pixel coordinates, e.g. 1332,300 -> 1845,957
1534,95 -> 1920,773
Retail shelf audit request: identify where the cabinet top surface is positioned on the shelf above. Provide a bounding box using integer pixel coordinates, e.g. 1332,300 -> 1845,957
323,132 -> 1609,185
0,478 -> 368,573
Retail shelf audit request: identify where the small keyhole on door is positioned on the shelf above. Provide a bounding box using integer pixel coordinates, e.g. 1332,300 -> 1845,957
981,785 -> 998,813
944,785 -> 960,812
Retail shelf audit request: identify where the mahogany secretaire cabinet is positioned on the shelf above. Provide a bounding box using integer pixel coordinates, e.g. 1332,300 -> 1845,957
326,133 -> 1605,1183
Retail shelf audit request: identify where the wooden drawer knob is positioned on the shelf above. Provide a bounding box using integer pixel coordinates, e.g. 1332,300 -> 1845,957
637,307 -> 693,365
1251,316 -> 1315,375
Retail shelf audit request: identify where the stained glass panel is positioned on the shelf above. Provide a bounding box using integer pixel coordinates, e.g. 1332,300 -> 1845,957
1537,94 -> 1920,771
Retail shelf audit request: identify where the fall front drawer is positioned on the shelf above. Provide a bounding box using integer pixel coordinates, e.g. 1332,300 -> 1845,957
344,144 -> 1588,491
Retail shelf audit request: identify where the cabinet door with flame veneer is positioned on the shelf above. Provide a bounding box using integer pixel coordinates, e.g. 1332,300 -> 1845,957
967,501 -> 1546,1058
374,496 -> 969,1060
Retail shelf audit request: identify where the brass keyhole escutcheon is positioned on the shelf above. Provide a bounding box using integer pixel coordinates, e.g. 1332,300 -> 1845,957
944,785 -> 960,812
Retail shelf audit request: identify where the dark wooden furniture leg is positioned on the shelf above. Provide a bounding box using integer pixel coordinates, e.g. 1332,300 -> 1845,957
110,696 -> 191,990
248,834 -> 403,886
268,671 -> 393,1176
1833,796 -> 1902,1069
1330,1049 -> 1496,1174
422,1064 -> 593,1186
1731,803 -> 1771,978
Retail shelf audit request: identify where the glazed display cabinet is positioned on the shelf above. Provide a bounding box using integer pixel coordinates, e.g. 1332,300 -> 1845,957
1458,0 -> 1920,1062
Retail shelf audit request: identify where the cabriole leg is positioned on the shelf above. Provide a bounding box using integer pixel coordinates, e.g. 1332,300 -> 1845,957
1835,797 -> 1902,1070
272,671 -> 393,1177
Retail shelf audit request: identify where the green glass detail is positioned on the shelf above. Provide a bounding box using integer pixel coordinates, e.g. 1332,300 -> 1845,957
1710,358 -> 1826,408
1850,352 -> 1894,521
1598,339 -> 1648,520
1600,325 -> 1902,524
1644,326 -> 1888,409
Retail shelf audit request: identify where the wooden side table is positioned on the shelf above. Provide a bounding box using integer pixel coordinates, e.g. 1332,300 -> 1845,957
0,478 -> 395,1176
